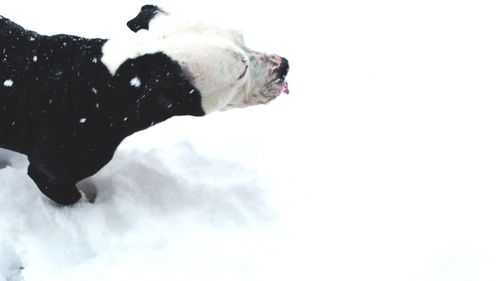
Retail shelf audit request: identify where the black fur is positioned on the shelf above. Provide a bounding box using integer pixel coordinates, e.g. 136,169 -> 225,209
0,15 -> 204,205
127,5 -> 163,32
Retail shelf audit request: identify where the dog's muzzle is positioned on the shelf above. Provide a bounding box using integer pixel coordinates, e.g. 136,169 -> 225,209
268,55 -> 290,95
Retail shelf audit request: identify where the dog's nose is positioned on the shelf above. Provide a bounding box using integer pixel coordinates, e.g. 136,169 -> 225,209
276,57 -> 289,79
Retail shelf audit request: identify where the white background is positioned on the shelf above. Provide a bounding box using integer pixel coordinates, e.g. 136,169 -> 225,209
1,0 -> 500,280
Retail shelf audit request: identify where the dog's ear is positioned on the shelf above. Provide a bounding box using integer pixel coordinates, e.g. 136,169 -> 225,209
127,5 -> 166,32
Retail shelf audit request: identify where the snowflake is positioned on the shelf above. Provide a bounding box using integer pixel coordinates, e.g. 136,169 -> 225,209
3,79 -> 13,87
130,77 -> 141,88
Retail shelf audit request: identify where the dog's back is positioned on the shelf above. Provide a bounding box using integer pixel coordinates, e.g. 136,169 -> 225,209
1,16 -> 108,155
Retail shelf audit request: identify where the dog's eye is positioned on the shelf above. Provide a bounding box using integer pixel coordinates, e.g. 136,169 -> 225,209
237,65 -> 248,80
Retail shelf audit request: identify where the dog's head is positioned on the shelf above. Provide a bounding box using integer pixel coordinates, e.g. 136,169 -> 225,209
103,6 -> 289,114
220,32 -> 290,111
153,27 -> 290,113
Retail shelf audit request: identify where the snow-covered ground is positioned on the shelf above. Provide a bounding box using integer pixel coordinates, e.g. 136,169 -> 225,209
2,0 -> 500,280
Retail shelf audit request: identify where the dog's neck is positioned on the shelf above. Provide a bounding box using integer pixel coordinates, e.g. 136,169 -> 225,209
99,52 -> 204,139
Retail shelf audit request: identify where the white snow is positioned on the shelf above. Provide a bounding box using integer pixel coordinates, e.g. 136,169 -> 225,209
130,76 -> 141,88
3,79 -> 13,87
2,0 -> 500,281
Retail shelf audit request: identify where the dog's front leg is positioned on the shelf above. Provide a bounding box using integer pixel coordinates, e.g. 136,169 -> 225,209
27,164 -> 83,205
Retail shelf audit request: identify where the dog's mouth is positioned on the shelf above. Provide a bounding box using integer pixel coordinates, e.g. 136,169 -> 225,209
280,79 -> 289,95
263,77 -> 289,96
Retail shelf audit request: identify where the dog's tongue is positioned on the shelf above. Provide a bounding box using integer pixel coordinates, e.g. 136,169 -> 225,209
283,81 -> 290,95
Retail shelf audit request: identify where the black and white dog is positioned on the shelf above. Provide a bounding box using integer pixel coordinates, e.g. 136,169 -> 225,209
0,5 -> 289,205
